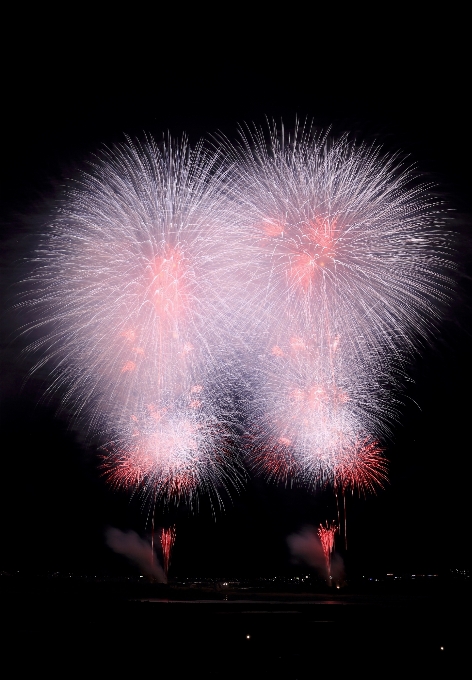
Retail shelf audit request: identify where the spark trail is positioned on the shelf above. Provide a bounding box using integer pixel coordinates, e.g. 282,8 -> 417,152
160,526 -> 176,576
22,121 -> 453,516
318,522 -> 337,580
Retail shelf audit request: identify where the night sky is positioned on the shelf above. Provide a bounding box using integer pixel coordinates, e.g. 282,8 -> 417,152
1,13 -> 470,580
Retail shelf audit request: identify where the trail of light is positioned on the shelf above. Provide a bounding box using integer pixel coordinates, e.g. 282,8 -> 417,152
160,526 -> 176,576
318,522 -> 337,578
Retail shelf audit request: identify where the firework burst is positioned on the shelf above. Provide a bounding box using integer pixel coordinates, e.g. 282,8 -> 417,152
101,392 -> 244,510
333,438 -> 388,495
245,334 -> 391,491
219,120 -> 452,490
219,120 -> 452,365
21,121 -> 453,510
22,134 -> 245,508
318,522 -> 337,578
160,526 -> 176,576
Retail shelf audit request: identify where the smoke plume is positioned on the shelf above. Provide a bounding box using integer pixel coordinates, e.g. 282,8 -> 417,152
287,525 -> 344,584
105,527 -> 166,582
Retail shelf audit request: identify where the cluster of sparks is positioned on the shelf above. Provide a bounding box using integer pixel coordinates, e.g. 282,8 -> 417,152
23,122 -> 452,513
160,526 -> 176,576
24,136 -> 244,511
221,122 -> 451,495
318,522 -> 337,578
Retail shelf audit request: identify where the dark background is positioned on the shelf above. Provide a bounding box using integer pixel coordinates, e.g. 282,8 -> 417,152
1,10 -> 470,580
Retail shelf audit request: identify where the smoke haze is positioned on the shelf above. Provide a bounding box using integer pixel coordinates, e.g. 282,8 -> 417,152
287,526 -> 345,584
105,527 -> 166,582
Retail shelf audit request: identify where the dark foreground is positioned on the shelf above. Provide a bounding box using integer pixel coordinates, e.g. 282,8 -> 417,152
1,576 -> 468,677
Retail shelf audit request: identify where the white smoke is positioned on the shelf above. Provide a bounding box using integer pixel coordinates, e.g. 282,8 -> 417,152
287,525 -> 345,585
105,527 -> 166,582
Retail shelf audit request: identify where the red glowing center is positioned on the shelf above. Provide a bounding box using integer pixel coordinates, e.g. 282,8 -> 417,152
291,217 -> 338,290
149,248 -> 188,319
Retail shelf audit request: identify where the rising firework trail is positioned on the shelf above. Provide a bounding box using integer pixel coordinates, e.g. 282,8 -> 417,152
318,522 -> 337,581
160,526 -> 176,576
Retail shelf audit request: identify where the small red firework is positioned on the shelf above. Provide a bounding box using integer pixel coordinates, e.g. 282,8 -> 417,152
160,526 -> 176,576
317,522 -> 337,578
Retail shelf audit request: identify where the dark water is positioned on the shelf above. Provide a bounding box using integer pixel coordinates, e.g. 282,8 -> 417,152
2,579 -> 467,677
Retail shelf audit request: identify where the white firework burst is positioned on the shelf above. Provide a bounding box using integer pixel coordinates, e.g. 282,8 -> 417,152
20,120 -> 453,501
21,134 -> 245,506
218,120 -> 453,486
219,120 -> 453,367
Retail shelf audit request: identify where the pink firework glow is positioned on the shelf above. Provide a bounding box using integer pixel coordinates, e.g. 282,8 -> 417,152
220,122 -> 451,361
334,438 -> 388,495
24,134 -> 245,509
246,336 -> 391,491
160,526 -> 176,576
317,522 -> 337,578
219,120 -> 452,491
101,398 -> 240,508
23,121 -> 453,518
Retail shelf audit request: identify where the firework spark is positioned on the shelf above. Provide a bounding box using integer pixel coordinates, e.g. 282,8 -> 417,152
101,393 -> 243,510
318,522 -> 337,578
160,526 -> 176,576
334,438 -> 388,495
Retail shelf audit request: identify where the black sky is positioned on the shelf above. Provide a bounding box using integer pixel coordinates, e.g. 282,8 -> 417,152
1,11 -> 470,578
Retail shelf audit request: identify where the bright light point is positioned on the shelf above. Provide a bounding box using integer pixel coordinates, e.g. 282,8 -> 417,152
246,635 -> 251,639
